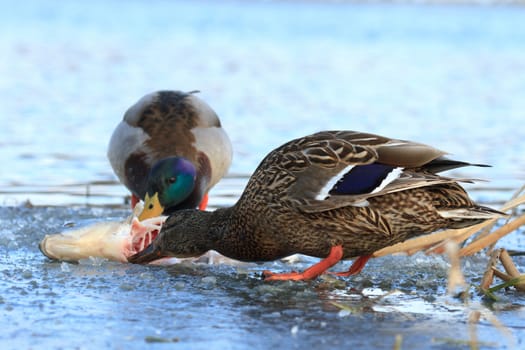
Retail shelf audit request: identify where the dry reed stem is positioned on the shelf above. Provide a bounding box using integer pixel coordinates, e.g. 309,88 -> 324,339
373,192 -> 525,258
493,271 -> 525,292
491,267 -> 513,282
373,186 -> 524,349
479,249 -> 501,291
493,249 -> 525,291
425,223 -> 491,255
372,222 -> 486,257
468,311 -> 481,350
499,249 -> 521,277
477,248 -> 525,292
445,241 -> 467,295
479,309 -> 515,349
498,274 -> 525,292
459,213 -> 525,256
393,334 -> 402,350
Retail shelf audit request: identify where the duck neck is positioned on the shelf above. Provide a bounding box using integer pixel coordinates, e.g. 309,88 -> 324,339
169,207 -> 231,254
206,206 -> 242,259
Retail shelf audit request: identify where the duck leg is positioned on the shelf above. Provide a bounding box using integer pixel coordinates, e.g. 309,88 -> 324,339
131,194 -> 140,209
263,245 -> 344,281
330,255 -> 372,277
198,193 -> 209,210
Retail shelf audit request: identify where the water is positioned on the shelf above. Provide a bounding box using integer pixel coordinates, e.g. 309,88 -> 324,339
2,206 -> 524,349
1,0 -> 524,191
1,0 -> 525,349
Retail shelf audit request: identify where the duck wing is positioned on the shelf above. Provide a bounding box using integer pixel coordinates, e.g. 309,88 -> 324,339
253,131 -> 481,213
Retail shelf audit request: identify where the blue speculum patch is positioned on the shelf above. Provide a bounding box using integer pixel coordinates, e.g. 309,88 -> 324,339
331,163 -> 397,195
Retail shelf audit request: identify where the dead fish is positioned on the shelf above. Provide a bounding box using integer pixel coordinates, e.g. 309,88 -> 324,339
39,215 -> 167,263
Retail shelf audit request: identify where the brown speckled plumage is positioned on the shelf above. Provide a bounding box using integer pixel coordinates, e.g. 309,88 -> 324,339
107,90 -> 232,210
129,130 -> 502,278
136,91 -> 202,161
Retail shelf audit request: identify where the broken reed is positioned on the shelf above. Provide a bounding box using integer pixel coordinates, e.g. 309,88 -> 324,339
373,185 -> 525,293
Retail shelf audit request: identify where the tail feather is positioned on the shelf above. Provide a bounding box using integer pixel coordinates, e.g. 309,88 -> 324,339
423,157 -> 490,174
437,205 -> 505,229
438,206 -> 507,220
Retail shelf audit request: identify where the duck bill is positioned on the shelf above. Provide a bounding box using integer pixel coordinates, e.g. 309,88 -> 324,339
138,192 -> 164,221
128,243 -> 165,264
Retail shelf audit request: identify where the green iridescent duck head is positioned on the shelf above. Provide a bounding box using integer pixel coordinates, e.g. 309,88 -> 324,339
138,157 -> 196,220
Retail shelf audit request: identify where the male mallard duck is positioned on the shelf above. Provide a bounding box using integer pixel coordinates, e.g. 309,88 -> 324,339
107,90 -> 232,220
128,130 -> 503,280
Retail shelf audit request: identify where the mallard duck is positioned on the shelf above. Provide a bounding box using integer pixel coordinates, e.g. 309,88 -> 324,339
128,130 -> 503,281
107,90 -> 232,220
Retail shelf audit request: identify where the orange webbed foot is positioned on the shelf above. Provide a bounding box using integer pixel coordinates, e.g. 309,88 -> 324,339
198,193 -> 209,211
330,255 -> 372,277
263,245 -> 344,281
262,270 -> 306,281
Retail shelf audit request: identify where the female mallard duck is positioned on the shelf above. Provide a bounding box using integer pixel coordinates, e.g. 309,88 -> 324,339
128,130 -> 502,281
107,90 -> 232,220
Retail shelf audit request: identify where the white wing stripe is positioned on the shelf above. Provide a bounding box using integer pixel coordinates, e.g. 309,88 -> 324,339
315,165 -> 354,200
371,167 -> 403,194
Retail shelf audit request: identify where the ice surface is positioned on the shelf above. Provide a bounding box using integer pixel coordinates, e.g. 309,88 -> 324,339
0,205 -> 523,348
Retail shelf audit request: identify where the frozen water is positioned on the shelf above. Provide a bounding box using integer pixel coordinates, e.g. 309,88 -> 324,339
1,206 -> 524,349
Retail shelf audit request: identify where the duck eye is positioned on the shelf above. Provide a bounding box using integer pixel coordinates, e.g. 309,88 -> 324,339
167,176 -> 177,184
